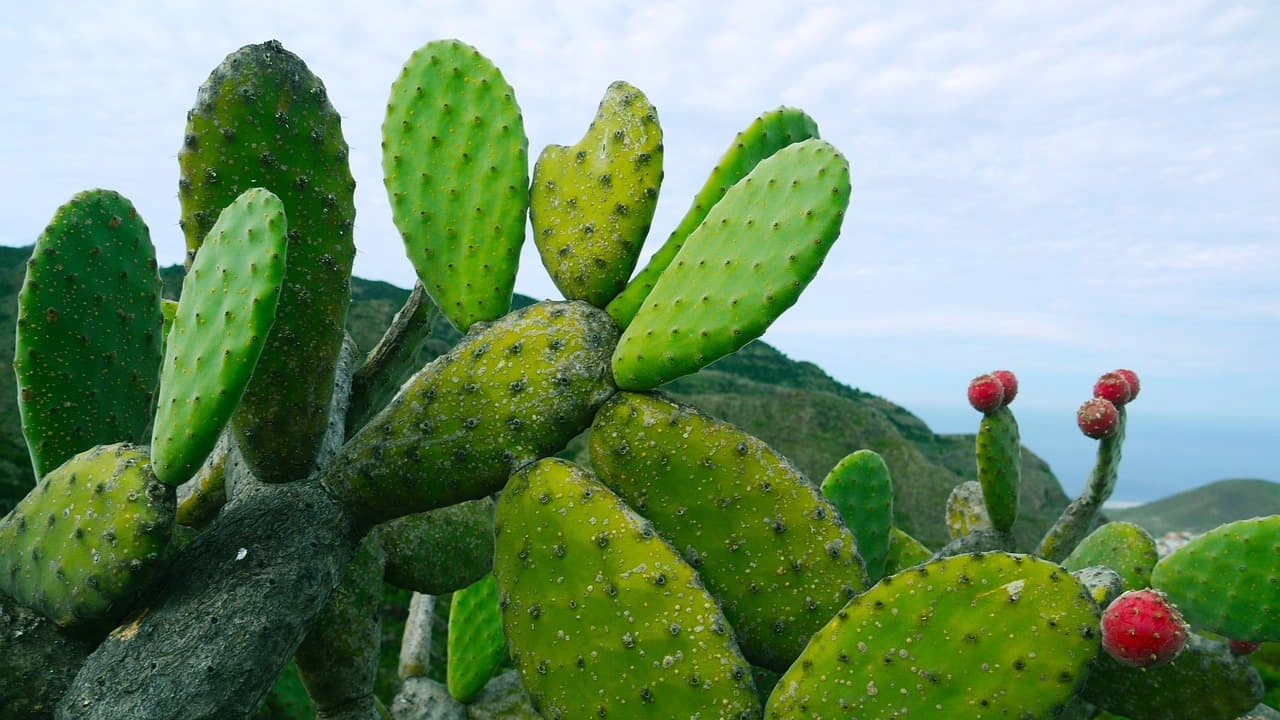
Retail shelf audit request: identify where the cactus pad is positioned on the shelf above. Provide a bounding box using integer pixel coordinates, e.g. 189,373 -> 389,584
494,458 -> 761,719
945,480 -> 993,539
15,189 -> 163,479
975,405 -> 1020,532
0,443 -> 173,627
882,526 -> 932,575
382,39 -> 529,332
447,573 -> 506,703
820,449 -> 893,583
151,188 -> 287,486
530,81 -> 662,308
611,138 -> 850,390
378,497 -> 496,596
1063,521 -> 1158,592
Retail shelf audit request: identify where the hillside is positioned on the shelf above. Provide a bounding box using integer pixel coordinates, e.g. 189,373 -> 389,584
1107,478 -> 1280,536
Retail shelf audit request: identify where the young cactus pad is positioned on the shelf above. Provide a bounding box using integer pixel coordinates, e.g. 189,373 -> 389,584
150,188 -> 287,486
493,458 -> 761,719
1062,520 -> 1158,592
975,405 -> 1020,532
590,391 -> 869,671
606,106 -> 820,328
530,80 -> 662,308
447,572 -> 506,703
382,39 -> 529,332
179,40 -> 356,483
611,138 -> 851,390
766,552 -> 1101,719
0,443 -> 173,628
15,189 -> 163,480
820,449 -> 893,583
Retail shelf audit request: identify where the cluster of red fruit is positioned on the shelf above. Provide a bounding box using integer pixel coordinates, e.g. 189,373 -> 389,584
1076,369 -> 1140,440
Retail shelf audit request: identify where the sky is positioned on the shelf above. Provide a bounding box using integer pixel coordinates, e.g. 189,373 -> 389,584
2,1 -> 1277,502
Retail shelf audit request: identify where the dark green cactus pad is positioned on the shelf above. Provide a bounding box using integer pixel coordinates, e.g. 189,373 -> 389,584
448,573 -> 506,703
820,449 -> 893,583
493,458 -> 761,719
611,138 -> 850,390
1080,634 -> 1264,720
590,391 -> 868,672
882,526 -> 932,575
179,40 -> 356,483
606,107 -> 819,328
378,497 -> 495,595
382,39 -> 529,332
15,189 -> 163,480
0,443 -> 173,628
1151,515 -> 1280,642
975,405 -> 1020,532
323,301 -> 618,525
530,81 -> 662,308
766,552 -> 1101,719
151,188 -> 287,486
1063,521 -> 1158,592
945,480 -> 993,539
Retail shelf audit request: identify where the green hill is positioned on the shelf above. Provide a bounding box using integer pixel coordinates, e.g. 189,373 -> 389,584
1107,478 -> 1280,536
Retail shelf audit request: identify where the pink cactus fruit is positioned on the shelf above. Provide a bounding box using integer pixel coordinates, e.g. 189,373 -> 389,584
1077,397 -> 1120,439
967,373 -> 1005,414
1100,588 -> 1190,668
1093,371 -> 1134,406
990,369 -> 1018,406
1113,368 -> 1140,401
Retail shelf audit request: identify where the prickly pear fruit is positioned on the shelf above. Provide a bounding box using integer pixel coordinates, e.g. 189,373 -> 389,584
1100,588 -> 1189,668
1093,371 -> 1134,406
606,106 -> 819,328
15,189 -> 163,479
975,402 -> 1020,532
945,480 -> 993,539
967,373 -> 1004,413
590,391 -> 868,671
180,40 -> 357,483
820,449 -> 893,582
322,301 -> 618,526
1063,521 -> 1159,591
382,39 -> 529,332
447,573 -> 506,703
1230,639 -> 1263,656
151,188 -> 287,486
1113,368 -> 1141,400
766,552 -> 1101,719
1077,397 -> 1120,439
0,443 -> 173,628
610,138 -> 851,390
990,369 -> 1018,405
493,458 -> 761,719
530,81 -> 662,308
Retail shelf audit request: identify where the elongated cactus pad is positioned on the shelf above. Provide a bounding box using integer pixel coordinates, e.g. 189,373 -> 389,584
15,189 -> 163,479
606,107 -> 820,328
530,81 -> 662,308
1151,515 -> 1280,642
820,449 -> 893,583
766,552 -> 1100,719
378,497 -> 495,596
180,40 -> 356,483
383,39 -> 529,332
447,573 -> 506,703
1062,521 -> 1158,592
590,391 -> 868,671
611,138 -> 850,390
151,188 -> 287,486
975,405 -> 1020,532
0,443 -> 173,627
493,458 -> 761,719
323,301 -> 618,525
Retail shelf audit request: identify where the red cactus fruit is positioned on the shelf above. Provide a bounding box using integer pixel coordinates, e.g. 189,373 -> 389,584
1093,371 -> 1133,406
1100,588 -> 1189,668
1077,397 -> 1120,439
990,369 -> 1018,406
967,374 -> 1005,413
1229,639 -> 1262,656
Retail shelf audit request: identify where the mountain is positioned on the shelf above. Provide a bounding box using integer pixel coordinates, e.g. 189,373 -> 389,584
1,246 -> 1074,549
1106,478 -> 1280,536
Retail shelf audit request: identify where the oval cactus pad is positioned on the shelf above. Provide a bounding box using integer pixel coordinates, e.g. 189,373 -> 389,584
151,188 -> 287,486
612,138 -> 850,390
382,39 -> 529,332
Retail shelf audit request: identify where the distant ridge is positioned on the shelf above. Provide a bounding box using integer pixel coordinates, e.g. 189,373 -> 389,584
1107,478 -> 1280,536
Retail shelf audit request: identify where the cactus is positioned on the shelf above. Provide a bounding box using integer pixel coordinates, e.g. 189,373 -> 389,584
975,404 -> 1021,533
820,449 -> 893,583
1062,520 -> 1159,592
447,572 -> 506,703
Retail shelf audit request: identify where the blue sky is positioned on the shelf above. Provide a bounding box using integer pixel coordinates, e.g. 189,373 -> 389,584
2,1 -> 1277,500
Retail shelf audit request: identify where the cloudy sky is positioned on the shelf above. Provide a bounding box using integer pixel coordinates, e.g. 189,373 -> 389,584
2,1 -> 1276,498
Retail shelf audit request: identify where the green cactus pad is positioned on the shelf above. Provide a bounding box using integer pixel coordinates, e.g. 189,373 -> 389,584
882,526 -> 932,575
448,573 -> 506,703
1151,515 -> 1280,642
15,189 -> 163,479
180,40 -> 356,483
323,301 -> 618,525
1037,408 -> 1128,563
493,458 -> 761,719
0,443 -> 173,627
606,107 -> 819,328
590,391 -> 868,671
820,449 -> 893,583
1063,521 -> 1158,592
378,497 -> 495,595
766,552 -> 1101,719
611,138 -> 850,390
975,405 -> 1020,532
945,480 -> 993,540
382,39 -> 529,332
530,81 -> 662,308
151,188 -> 287,486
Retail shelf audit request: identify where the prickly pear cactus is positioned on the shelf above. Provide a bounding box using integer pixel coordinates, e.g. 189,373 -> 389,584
820,449 -> 893,583
447,572 -> 506,703
975,405 -> 1020,532
1062,520 -> 1159,592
